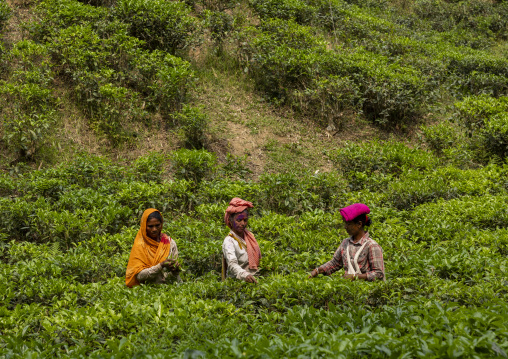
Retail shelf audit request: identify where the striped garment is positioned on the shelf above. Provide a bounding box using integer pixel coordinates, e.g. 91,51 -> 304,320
319,233 -> 385,281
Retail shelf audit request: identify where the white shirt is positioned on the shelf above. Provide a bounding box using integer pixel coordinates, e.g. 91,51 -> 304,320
222,233 -> 258,281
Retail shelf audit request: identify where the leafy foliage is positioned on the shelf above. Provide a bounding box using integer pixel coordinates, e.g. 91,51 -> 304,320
0,41 -> 56,159
3,0 -> 508,356
0,142 -> 507,357
1,149 -> 508,357
454,95 -> 508,161
238,18 -> 431,126
28,0 -> 196,145
173,105 -> 210,149
171,149 -> 217,183
114,0 -> 199,54
0,0 -> 10,34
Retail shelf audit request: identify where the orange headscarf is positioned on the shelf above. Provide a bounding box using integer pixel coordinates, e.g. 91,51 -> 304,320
125,208 -> 171,287
224,198 -> 261,270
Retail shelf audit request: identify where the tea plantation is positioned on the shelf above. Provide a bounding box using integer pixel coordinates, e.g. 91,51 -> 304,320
1,0 -> 508,357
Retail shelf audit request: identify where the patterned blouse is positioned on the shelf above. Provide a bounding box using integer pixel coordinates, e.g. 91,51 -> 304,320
319,233 -> 385,281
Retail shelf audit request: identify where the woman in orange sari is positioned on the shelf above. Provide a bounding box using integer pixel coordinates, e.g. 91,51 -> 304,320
125,208 -> 181,287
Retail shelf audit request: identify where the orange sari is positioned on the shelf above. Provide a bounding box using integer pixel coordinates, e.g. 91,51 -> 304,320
125,208 -> 171,287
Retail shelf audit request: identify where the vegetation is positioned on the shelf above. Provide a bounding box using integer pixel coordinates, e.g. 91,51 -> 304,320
1,148 -> 508,357
1,0 -> 508,357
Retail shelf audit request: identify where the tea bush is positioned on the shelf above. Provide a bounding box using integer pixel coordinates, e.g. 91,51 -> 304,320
239,18 -> 430,126
385,165 -> 508,210
173,105 -> 209,149
241,0 -> 508,127
413,0 -> 508,40
454,95 -> 508,161
203,10 -> 235,51
127,152 -> 167,183
171,149 -> 217,183
454,94 -> 508,134
420,122 -> 459,155
331,140 -> 438,190
2,0 -> 508,356
0,0 -> 10,33
0,41 -> 57,159
483,113 -> 508,160
1,150 -> 508,356
31,0 -> 196,144
114,0 -> 198,54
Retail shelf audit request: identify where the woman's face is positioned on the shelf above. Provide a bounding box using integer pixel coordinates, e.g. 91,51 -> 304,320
344,220 -> 361,237
232,210 -> 249,236
146,218 -> 162,240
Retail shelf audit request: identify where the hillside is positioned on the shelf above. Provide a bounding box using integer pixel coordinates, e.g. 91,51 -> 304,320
1,0 -> 508,357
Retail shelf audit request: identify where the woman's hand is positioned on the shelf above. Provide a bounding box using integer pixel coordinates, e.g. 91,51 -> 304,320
308,267 -> 322,279
344,273 -> 367,281
245,274 -> 258,284
161,259 -> 181,272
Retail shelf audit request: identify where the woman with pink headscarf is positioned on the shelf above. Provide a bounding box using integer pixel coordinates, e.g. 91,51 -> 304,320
309,203 -> 385,281
222,198 -> 261,283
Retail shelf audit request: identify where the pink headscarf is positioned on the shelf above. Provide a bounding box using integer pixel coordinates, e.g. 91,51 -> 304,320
224,198 -> 261,269
340,203 -> 370,222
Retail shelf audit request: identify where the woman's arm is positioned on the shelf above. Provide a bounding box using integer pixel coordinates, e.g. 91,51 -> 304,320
165,239 -> 181,273
310,245 -> 344,278
136,263 -> 163,283
365,243 -> 385,281
223,238 -> 251,281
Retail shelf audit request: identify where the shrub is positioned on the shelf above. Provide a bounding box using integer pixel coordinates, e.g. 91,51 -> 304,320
49,24 -> 111,76
330,140 -> 439,191
128,152 -> 168,183
409,194 -> 508,241
454,95 -> 508,161
448,52 -> 508,95
420,122 -> 459,155
116,180 -> 193,214
238,19 -> 328,100
171,149 -> 217,183
250,0 -> 316,24
203,10 -> 234,51
48,21 -> 193,141
354,57 -> 428,124
35,0 -> 108,31
290,75 -> 360,127
0,41 -> 56,160
218,153 -> 252,179
27,177 -> 69,201
0,173 -> 16,196
130,50 -> 195,116
257,172 -> 345,215
239,19 -> 430,126
65,153 -> 125,187
1,84 -> 57,159
465,71 -> 508,97
483,113 -> 508,160
332,140 -> 438,175
386,165 -> 507,210
0,197 -> 52,241
454,94 -> 508,131
0,0 -> 11,34
91,82 -> 144,144
173,105 -> 209,149
199,0 -> 236,11
114,0 -> 198,54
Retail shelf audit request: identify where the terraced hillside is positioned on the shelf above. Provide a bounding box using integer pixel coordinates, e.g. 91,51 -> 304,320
1,0 -> 508,357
